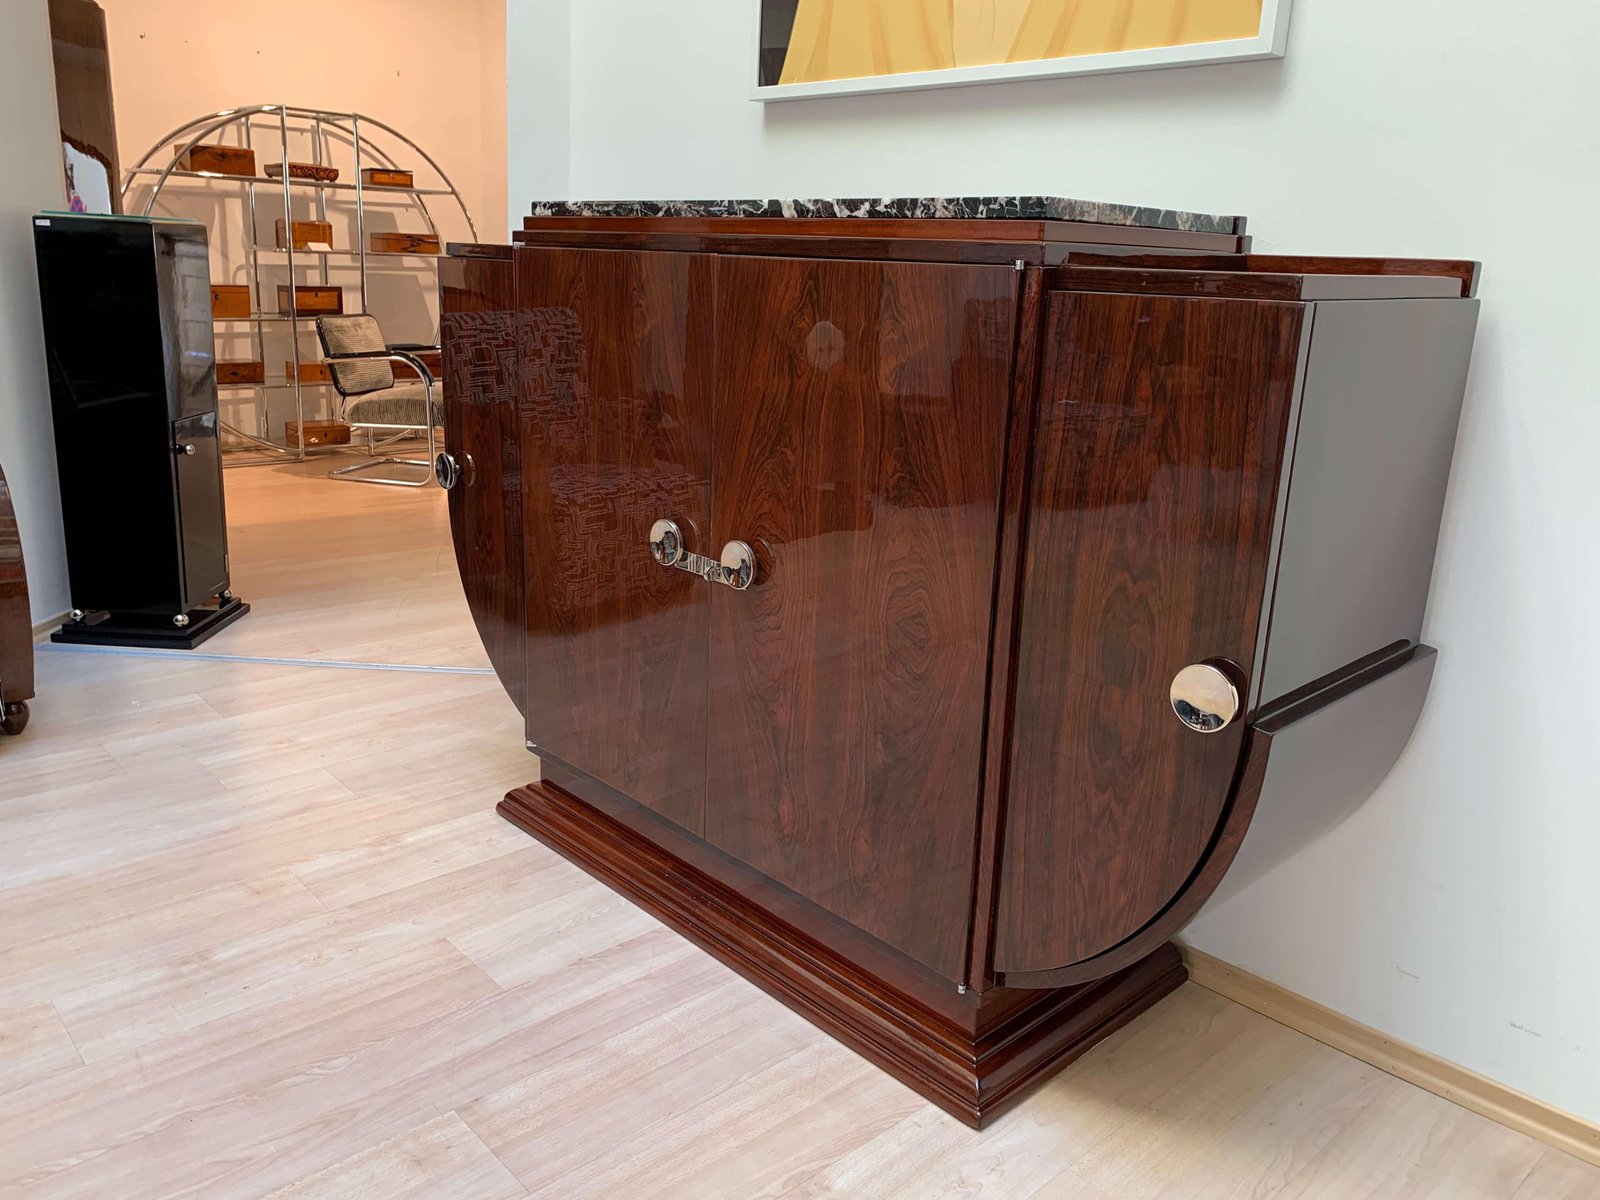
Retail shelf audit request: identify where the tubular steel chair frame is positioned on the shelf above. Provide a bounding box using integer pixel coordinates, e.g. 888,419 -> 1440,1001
323,348 -> 440,487
317,313 -> 441,487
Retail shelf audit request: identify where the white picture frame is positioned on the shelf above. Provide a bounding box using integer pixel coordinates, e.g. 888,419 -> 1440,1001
751,0 -> 1293,103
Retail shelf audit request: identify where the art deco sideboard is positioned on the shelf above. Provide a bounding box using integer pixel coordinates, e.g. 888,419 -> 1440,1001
438,197 -> 1480,1127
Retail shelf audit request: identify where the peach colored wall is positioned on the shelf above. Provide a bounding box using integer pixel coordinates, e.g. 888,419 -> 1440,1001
101,0 -> 506,240
99,0 -> 506,434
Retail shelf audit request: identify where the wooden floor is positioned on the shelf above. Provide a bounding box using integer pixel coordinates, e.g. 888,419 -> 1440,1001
2,456 -> 1594,1199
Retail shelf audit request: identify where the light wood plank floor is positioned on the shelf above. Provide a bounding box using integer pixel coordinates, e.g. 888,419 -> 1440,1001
2,457 -> 1595,1199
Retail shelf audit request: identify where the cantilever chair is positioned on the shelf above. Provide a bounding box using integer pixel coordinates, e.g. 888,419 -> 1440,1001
315,314 -> 444,487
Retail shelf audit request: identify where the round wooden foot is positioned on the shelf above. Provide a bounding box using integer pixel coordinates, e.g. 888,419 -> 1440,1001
1,701 -> 29,737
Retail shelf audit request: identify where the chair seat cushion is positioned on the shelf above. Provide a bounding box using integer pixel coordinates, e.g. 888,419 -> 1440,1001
344,383 -> 444,427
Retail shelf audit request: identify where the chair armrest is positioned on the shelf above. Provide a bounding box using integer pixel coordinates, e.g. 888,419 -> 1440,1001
322,349 -> 435,388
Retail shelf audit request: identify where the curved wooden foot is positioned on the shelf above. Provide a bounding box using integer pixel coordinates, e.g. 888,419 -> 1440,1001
1,700 -> 29,737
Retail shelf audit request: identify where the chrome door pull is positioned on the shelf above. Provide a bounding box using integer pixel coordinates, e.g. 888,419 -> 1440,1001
719,541 -> 755,591
1170,662 -> 1242,733
435,452 -> 466,490
649,520 -> 757,590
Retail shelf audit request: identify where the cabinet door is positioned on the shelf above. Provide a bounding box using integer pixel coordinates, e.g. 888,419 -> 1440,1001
994,291 -> 1307,977
441,255 -> 525,717
707,256 -> 1018,981
172,411 -> 227,608
517,247 -> 715,834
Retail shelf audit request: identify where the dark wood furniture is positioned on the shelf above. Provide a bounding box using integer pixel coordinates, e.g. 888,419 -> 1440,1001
49,0 -> 122,213
439,205 -> 1480,1128
0,460 -> 33,736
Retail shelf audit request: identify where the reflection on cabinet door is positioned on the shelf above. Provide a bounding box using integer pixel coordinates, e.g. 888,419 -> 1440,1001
995,291 -> 1308,976
706,255 -> 1019,981
517,247 -> 716,836
172,412 -> 227,608
441,255 -> 525,717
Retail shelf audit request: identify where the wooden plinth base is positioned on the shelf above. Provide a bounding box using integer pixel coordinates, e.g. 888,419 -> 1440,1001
500,781 -> 1186,1129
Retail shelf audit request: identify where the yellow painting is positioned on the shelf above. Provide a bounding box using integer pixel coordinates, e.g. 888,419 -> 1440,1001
757,0 -> 1282,95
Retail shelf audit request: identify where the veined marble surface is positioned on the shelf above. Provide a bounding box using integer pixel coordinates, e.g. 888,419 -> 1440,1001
527,196 -> 1243,235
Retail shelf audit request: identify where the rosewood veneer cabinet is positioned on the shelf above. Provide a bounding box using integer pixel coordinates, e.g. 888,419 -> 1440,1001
437,198 -> 1481,1128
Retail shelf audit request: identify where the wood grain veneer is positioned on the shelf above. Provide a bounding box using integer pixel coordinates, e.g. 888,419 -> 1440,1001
175,143 -> 254,177
705,255 -> 1017,980
276,285 -> 342,315
371,231 -> 442,255
441,255 -> 525,718
515,246 -> 715,834
439,224 -> 1482,1131
275,219 -> 332,250
994,291 -> 1308,974
520,215 -> 1245,253
210,284 -> 251,320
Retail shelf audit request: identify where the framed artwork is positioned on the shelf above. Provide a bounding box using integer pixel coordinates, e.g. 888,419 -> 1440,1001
753,0 -> 1293,101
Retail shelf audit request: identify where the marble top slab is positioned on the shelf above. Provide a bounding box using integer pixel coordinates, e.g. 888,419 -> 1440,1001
528,196 -> 1243,236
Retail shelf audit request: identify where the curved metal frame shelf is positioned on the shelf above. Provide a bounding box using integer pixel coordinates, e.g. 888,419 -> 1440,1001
122,105 -> 477,466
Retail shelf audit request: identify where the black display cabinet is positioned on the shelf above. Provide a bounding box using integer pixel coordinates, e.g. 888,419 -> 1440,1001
34,213 -> 247,648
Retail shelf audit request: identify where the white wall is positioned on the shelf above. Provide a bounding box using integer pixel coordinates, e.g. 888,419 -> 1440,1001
506,0 -> 570,214
511,0 -> 1600,1122
0,1 -> 71,624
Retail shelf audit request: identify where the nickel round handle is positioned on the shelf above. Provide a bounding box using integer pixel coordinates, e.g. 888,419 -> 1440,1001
719,541 -> 755,591
435,452 -> 462,490
1170,662 -> 1241,734
175,443 -> 196,456
649,518 -> 686,566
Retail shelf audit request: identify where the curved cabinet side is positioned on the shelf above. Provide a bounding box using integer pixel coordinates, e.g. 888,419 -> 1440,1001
996,643 -> 1436,989
440,253 -> 525,717
992,291 -> 1308,975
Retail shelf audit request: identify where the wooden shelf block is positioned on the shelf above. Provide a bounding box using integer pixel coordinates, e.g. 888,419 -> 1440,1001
216,360 -> 265,385
210,284 -> 251,320
264,161 -> 339,182
286,420 -> 351,448
361,167 -> 413,188
275,219 -> 334,250
175,143 -> 255,176
371,231 -> 441,255
276,286 -> 343,316
285,360 -> 333,385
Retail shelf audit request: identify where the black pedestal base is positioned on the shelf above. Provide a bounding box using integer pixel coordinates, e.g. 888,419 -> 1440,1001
51,597 -> 250,650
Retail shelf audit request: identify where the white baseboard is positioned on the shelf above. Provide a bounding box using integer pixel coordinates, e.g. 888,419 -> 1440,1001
31,611 -> 68,642
1179,943 -> 1600,1167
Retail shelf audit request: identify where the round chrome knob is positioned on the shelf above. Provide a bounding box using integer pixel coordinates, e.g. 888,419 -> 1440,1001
173,613 -> 191,629
175,443 -> 196,456
649,518 -> 685,566
435,452 -> 461,490
1170,662 -> 1241,734
719,540 -> 755,591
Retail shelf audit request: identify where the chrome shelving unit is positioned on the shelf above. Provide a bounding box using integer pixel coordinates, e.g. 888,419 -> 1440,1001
121,105 -> 476,466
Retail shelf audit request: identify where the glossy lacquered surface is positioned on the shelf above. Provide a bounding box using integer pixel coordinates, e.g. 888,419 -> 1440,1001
516,246 -> 715,834
440,252 -> 525,716
33,216 -> 231,617
443,225 -> 1481,1125
511,248 -> 1017,980
994,291 -> 1307,976
706,255 -> 1017,981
